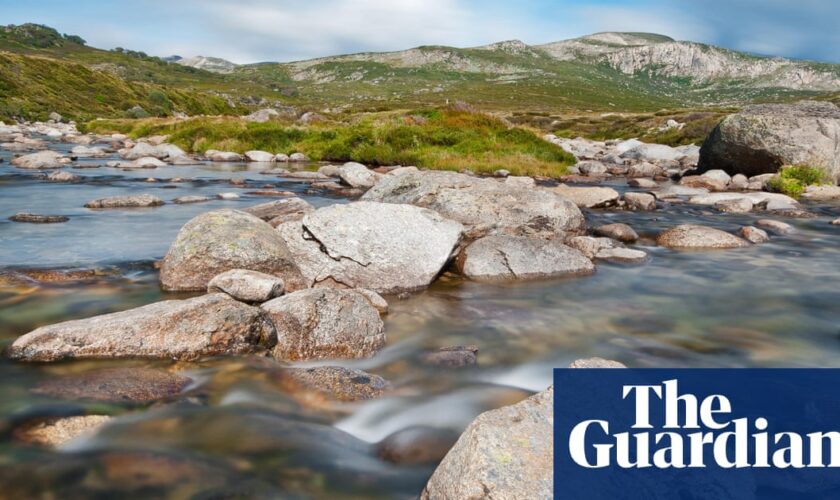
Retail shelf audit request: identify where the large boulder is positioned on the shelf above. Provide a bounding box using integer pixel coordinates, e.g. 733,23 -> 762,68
657,224 -> 751,249
456,235 -> 594,281
160,209 -> 304,291
261,288 -> 385,361
5,294 -> 276,362
277,201 -> 463,294
362,171 -> 585,237
11,150 -> 65,169
697,101 -> 840,182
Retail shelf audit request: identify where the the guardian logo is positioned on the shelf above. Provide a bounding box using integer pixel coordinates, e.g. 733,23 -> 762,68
568,379 -> 840,469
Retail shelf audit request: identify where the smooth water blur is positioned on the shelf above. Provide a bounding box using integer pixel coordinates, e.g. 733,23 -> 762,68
1,140 -> 840,497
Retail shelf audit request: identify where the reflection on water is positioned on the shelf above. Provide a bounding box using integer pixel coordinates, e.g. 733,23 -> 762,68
1,141 -> 840,497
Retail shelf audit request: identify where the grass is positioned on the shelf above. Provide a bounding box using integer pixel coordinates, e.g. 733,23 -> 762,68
82,108 -> 576,177
767,165 -> 829,198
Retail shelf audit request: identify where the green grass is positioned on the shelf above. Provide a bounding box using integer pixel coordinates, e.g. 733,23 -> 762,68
767,165 -> 829,198
82,108 -> 576,177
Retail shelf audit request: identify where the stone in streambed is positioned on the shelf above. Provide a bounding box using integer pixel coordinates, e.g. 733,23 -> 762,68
566,236 -> 619,259
421,345 -> 478,368
656,224 -> 750,249
11,150 -> 66,169
553,184 -> 620,208
172,195 -> 211,204
594,223 -> 638,243
46,170 -> 81,182
755,219 -> 794,235
456,235 -> 594,281
6,293 -> 276,362
338,162 -> 379,188
739,226 -> 770,244
376,426 -> 461,466
242,198 -> 314,226
595,247 -> 648,264
9,213 -> 69,223
33,367 -> 191,403
244,150 -> 275,162
84,194 -> 164,209
13,415 -> 112,447
270,366 -> 390,403
623,192 -> 656,210
207,269 -> 284,303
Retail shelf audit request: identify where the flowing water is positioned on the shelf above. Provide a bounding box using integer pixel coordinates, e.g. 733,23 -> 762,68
1,140 -> 840,498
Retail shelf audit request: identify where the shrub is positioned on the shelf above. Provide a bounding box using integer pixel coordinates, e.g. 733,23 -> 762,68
767,165 -> 828,198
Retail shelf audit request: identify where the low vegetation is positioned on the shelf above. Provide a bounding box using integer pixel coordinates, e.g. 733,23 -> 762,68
83,108 -> 576,176
767,165 -> 829,198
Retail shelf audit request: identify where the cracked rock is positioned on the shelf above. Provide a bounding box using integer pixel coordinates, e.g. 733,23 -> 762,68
456,234 -> 594,281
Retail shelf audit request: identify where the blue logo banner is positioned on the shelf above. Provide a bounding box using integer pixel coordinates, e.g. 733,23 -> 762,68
554,369 -> 840,499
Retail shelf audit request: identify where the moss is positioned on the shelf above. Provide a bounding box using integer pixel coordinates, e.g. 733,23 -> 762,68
767,165 -> 829,198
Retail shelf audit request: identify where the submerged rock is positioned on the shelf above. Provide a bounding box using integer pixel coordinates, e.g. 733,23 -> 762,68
13,415 -> 112,447
456,234 -> 594,281
160,209 -> 304,292
33,367 -> 191,403
277,201 -> 463,294
377,426 -> 460,466
271,366 -> 390,403
84,194 -> 164,209
207,269 -> 285,303
262,288 -> 385,361
421,345 -> 479,368
6,294 -> 276,362
9,213 -> 69,223
656,224 -> 750,249
46,170 -> 81,182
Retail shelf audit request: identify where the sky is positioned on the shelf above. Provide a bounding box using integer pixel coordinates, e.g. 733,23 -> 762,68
2,0 -> 838,64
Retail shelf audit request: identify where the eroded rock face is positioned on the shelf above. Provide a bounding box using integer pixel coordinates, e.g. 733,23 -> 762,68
208,269 -> 285,303
262,288 -> 385,361
160,209 -> 304,291
6,294 -> 276,362
697,101 -> 840,182
656,224 -> 751,249
362,171 -> 585,237
456,234 -> 594,281
277,201 -> 463,294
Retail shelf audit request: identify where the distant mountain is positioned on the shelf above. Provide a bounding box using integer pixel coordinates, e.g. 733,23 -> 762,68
175,56 -> 238,74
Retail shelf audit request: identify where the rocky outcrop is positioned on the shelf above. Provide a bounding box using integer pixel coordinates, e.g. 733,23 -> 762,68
362,170 -> 585,237
697,101 -> 840,182
262,288 -> 385,361
456,235 -> 594,281
6,294 -> 276,362
656,224 -> 751,249
160,209 -> 304,291
277,201 -> 463,294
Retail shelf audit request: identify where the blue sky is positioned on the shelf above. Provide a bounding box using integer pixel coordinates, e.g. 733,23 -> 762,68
1,0 -> 838,64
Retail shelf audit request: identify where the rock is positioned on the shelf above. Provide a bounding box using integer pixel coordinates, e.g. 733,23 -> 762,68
70,145 -> 107,158
13,415 -> 111,447
747,173 -> 776,191
362,171 -> 585,238
622,143 -> 683,162
9,213 -> 69,224
831,218 -> 840,225
623,192 -> 656,210
11,150 -> 65,169
242,198 -> 314,226
680,175 -> 727,192
739,226 -> 770,244
277,201 -> 462,294
261,288 -> 385,361
48,111 -> 63,122
208,151 -> 243,162
755,219 -> 795,234
6,294 -> 276,362
553,184 -> 620,208
801,185 -> 840,201
207,269 -> 284,302
652,185 -> 709,199
493,169 -> 510,178
566,236 -> 618,259
730,173 -> 749,190
594,223 -> 638,243
244,108 -> 280,123
160,209 -> 304,292
377,426 -> 460,466
715,198 -> 754,213
120,142 -> 186,161
45,170 -> 80,182
569,357 -> 627,368
169,155 -> 199,166
576,160 -> 608,176
687,191 -> 798,209
289,152 -> 308,162
421,387 -> 553,500
272,366 -> 389,403
627,162 -> 661,178
318,164 -> 342,177
338,162 -> 378,188
656,224 -> 751,249
421,345 -> 478,368
504,176 -> 536,188
284,171 -> 329,180
628,178 -> 658,189
698,101 -> 840,182
172,195 -> 210,204
275,153 -> 290,162
216,192 -> 240,200
456,234 -> 594,281
613,138 -> 644,154
84,194 -> 164,209
244,150 -> 275,162
595,247 -> 648,264
130,157 -> 167,168
388,166 -> 419,176
33,367 -> 191,403
355,288 -> 389,315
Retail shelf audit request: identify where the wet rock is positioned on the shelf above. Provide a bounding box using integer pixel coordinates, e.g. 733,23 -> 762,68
594,223 -> 638,243
739,226 -> 770,244
172,195 -> 210,204
216,192 -> 240,200
421,387 -> 553,500
244,150 -> 275,162
801,185 -> 840,201
656,224 -> 750,249
421,345 -> 478,368
11,150 -> 65,169
595,247 -> 648,264
160,209 -> 304,291
243,198 -> 315,226
697,101 -> 840,182
338,162 -> 378,188
207,150 -> 243,162
84,194 -> 164,209
208,269 -> 285,302
715,198 -> 753,213
289,152 -> 308,162
13,415 -> 112,447
130,157 -> 167,168
272,366 -> 390,403
456,234 -> 594,281
45,170 -> 81,182
33,367 -> 192,403
553,184 -> 620,208
756,219 -> 795,234
377,426 -> 460,466
6,294 -> 275,362
569,357 -> 627,368
120,142 -> 186,161
623,192 -> 656,210
363,170 -> 585,238
9,213 -> 69,223
277,201 -> 463,294
262,288 -> 385,361
566,235 -> 619,259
